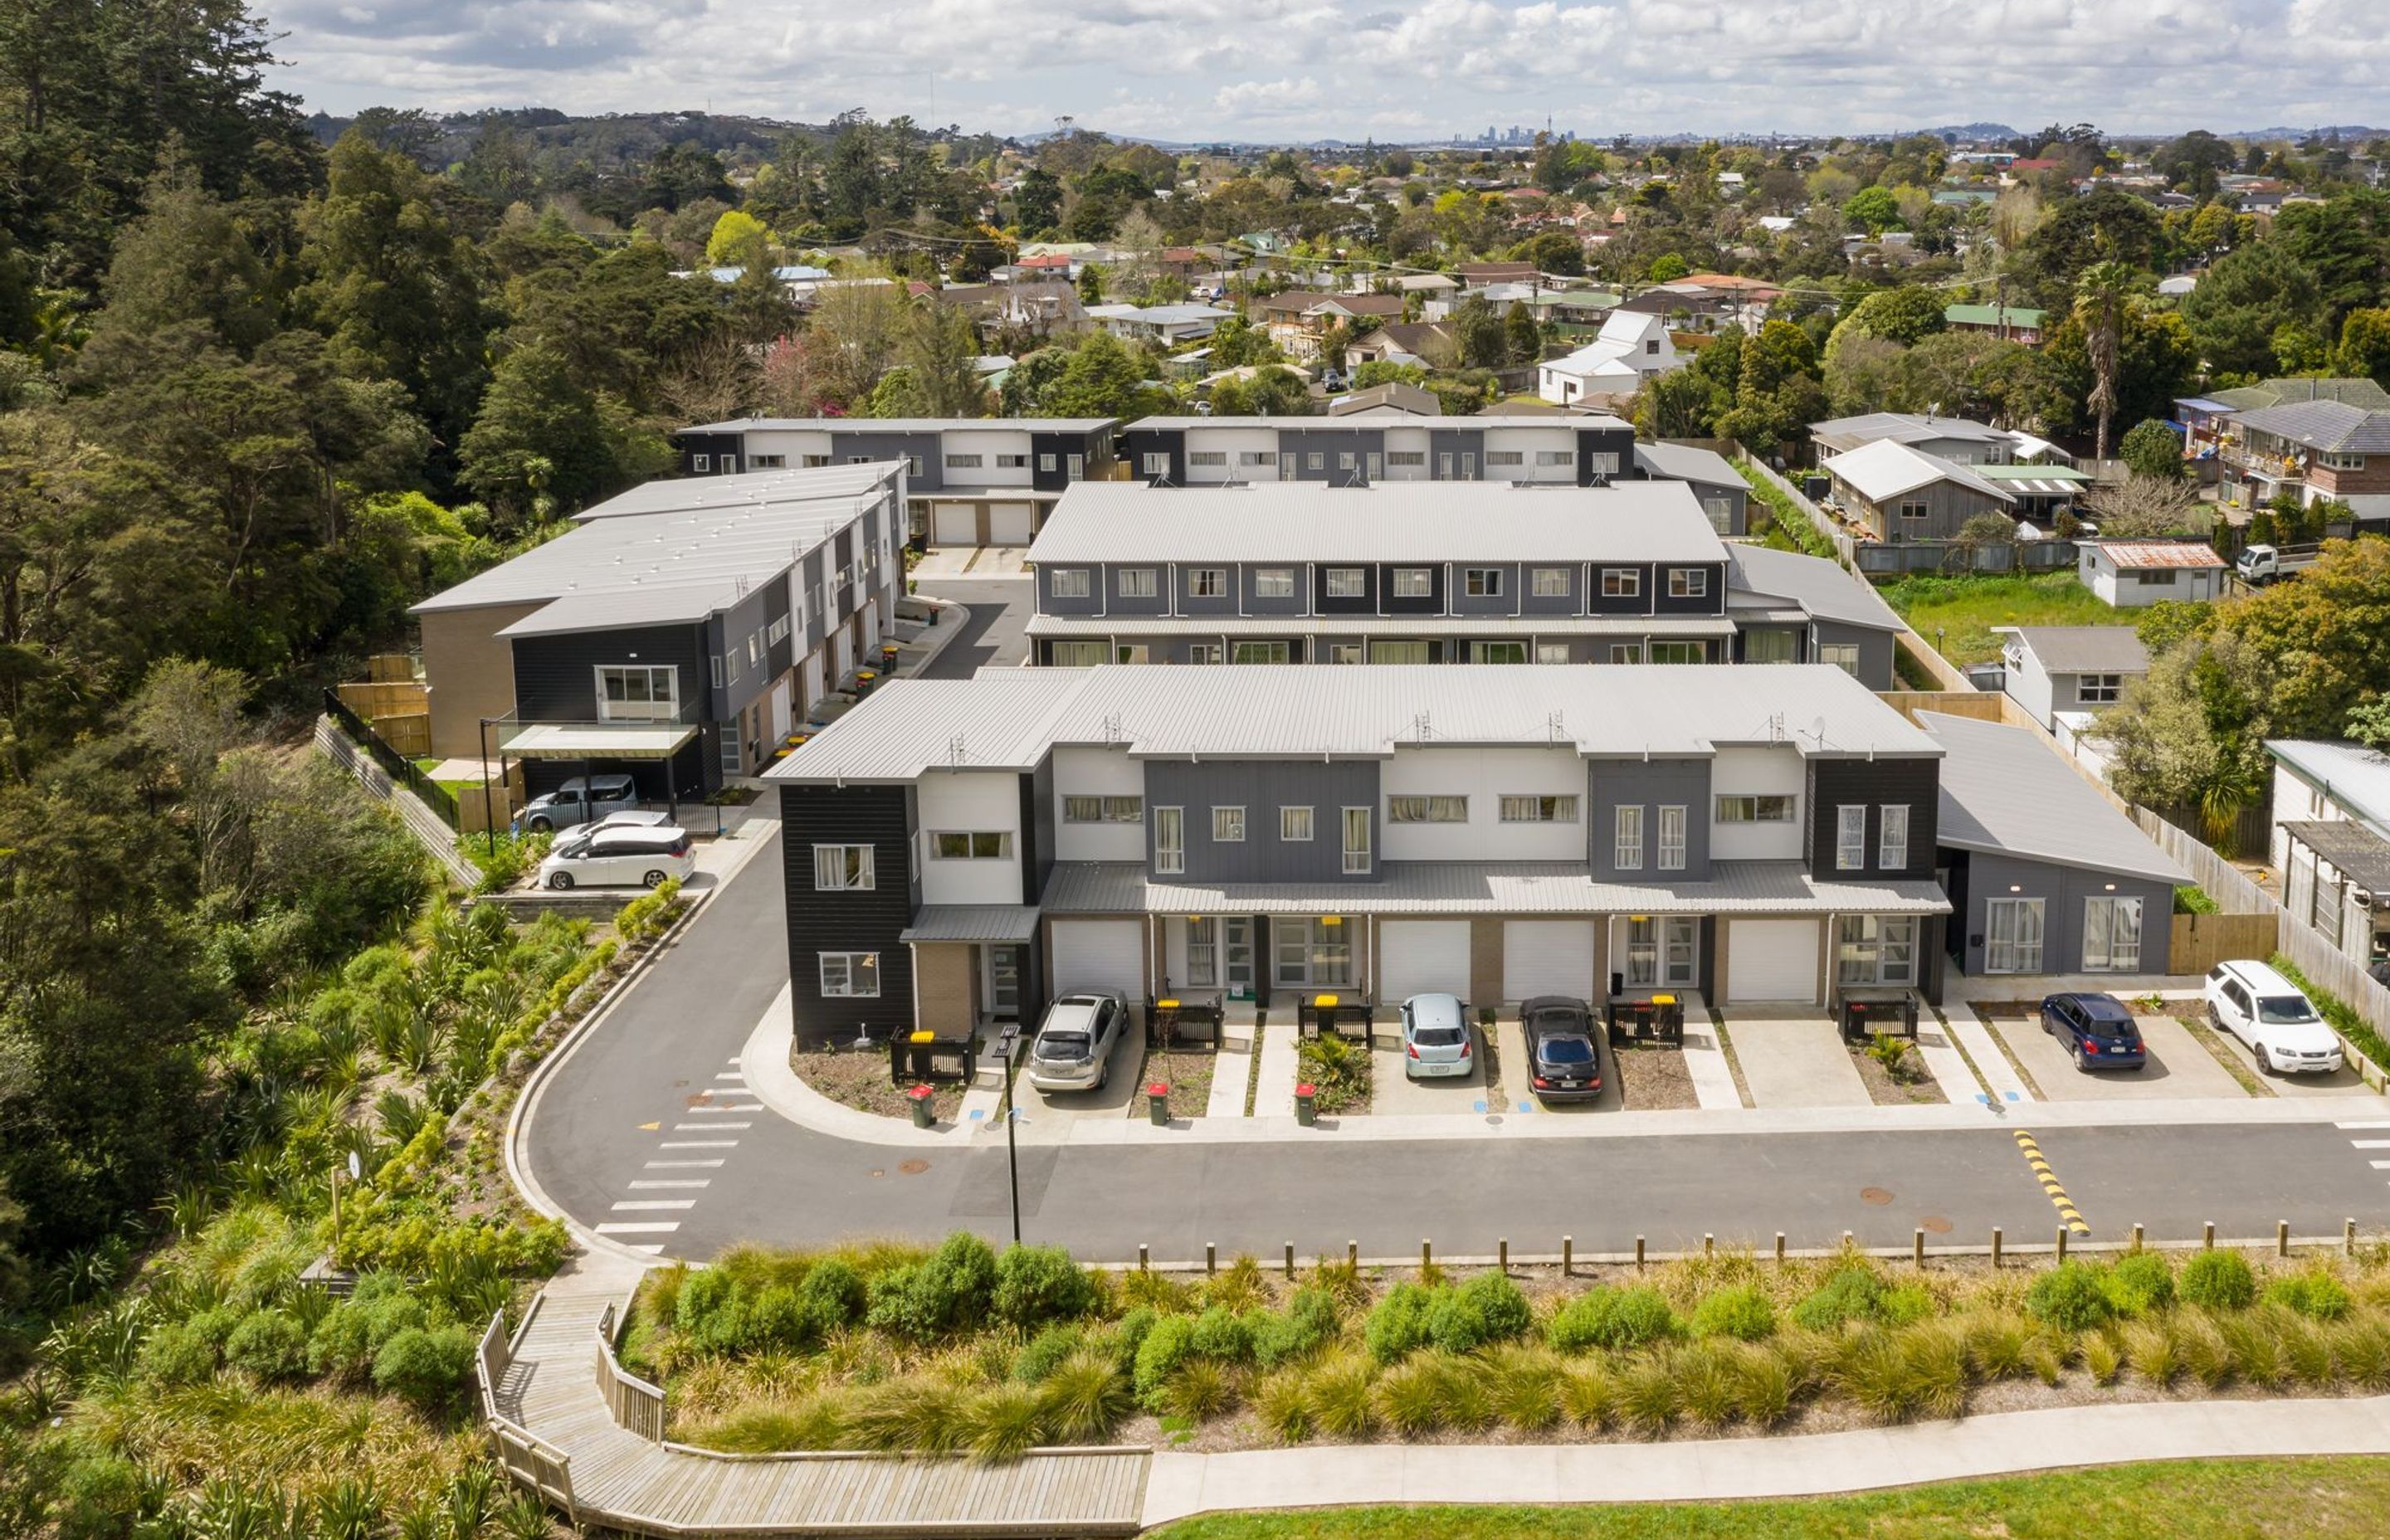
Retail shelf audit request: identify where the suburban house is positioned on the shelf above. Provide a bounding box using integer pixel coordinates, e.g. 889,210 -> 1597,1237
2076,540 -> 2227,607
1329,381 -> 1442,417
1020,481 -> 1901,682
1612,284 -> 1750,335
1941,304 -> 2046,344
1347,320 -> 1459,370
412,463 -> 905,798
1633,441 -> 1749,534
1085,302 -> 1236,344
1822,439 -> 2017,542
1537,311 -> 1684,406
1115,410 -> 1637,489
1809,412 -> 2017,465
1971,461 -> 2092,522
2177,377 -> 2390,475
1994,626 -> 2150,732
1454,261 -> 1539,288
2267,738 -> 2390,969
1920,711 -> 2189,979
672,417 -> 1119,548
936,282 -> 1088,340
2220,400 -> 2390,524
1254,291 -> 1407,359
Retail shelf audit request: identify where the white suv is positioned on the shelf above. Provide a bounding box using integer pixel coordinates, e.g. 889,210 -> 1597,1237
2203,960 -> 2344,1075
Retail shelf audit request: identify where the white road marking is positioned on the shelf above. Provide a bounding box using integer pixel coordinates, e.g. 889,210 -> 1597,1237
674,1122 -> 751,1131
685,1104 -> 762,1114
629,1245 -> 667,1255
595,1221 -> 681,1235
611,1199 -> 697,1211
659,1140 -> 739,1148
2372,1160 -> 2390,1170
645,1159 -> 725,1168
629,1180 -> 711,1189
715,1072 -> 747,1081
2353,1140 -> 2390,1148
2338,1120 -> 2390,1129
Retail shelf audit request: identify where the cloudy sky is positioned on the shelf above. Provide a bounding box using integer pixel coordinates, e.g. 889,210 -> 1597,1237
272,0 -> 2390,141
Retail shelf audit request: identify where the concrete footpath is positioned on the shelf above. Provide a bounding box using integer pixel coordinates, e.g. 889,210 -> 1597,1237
1139,1392 -> 2390,1525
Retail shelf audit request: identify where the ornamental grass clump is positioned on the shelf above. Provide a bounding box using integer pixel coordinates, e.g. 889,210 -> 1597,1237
1034,1350 -> 1132,1442
1676,1341 -> 1741,1428
1306,1349 -> 1379,1439
1253,1364 -> 1312,1444
2334,1318 -> 2390,1391
1556,1359 -> 1614,1430
1615,1351 -> 1681,1435
1482,1343 -> 1563,1431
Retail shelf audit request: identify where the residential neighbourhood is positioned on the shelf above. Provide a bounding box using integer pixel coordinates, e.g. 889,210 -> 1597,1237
26,8 -> 2390,1535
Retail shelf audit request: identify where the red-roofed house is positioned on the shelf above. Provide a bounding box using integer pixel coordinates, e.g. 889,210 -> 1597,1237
2077,539 -> 2227,607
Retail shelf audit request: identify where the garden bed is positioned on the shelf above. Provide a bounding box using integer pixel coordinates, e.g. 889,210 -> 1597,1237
1146,1047 -> 1217,1119
1851,1037 -> 1942,1105
1611,1041 -> 1699,1110
1298,1032 -> 1373,1115
792,1041 -> 966,1121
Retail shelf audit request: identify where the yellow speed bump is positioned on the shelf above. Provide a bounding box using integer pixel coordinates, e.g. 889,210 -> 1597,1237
2013,1130 -> 2091,1237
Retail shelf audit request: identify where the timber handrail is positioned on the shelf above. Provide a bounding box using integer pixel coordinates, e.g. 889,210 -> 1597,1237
596,1299 -> 668,1442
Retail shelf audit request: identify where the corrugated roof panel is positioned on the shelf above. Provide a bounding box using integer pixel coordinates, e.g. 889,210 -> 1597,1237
1919,711 -> 2188,885
1040,860 -> 1949,916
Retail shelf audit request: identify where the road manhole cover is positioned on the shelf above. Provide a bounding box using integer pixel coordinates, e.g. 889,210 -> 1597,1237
1919,1216 -> 1953,1234
898,1158 -> 931,1176
1484,1114 -> 1505,1127
1860,1187 -> 1895,1206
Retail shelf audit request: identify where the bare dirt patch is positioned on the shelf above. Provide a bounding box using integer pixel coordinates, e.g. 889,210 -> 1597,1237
792,1041 -> 964,1120
1612,1040 -> 1699,1109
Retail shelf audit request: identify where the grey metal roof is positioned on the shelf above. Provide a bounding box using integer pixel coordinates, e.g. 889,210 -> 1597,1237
1022,614 -> 1738,638
1039,860 -> 1950,917
1824,439 -> 2015,505
1633,440 -> 1741,487
899,905 -> 1042,943
1808,412 -> 2012,447
767,664 -> 1940,782
1122,412 -> 1632,431
413,465 -> 895,623
677,416 -> 1119,434
2268,739 -> 2390,831
1725,545 -> 1905,634
1919,711 -> 2190,885
2231,399 -> 2390,454
2210,378 -> 2390,412
2280,821 -> 2390,893
2002,626 -> 2150,676
1025,481 -> 1729,565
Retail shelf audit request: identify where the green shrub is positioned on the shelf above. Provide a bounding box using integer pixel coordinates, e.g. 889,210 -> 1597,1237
370,1324 -> 477,1411
741,1285 -> 810,1352
1363,1282 -> 1436,1365
1421,1272 -> 1529,1355
1107,1308 -> 1158,1376
993,1244 -> 1097,1330
1690,1284 -> 1777,1342
2181,1250 -> 2256,1310
797,1257 -> 867,1332
222,1311 -> 309,1382
1188,1305 -> 1254,1363
2025,1262 -> 2113,1332
1132,1315 -> 1196,1409
137,1320 -> 220,1386
1251,1288 -> 1339,1369
2264,1270 -> 2353,1322
863,1234 -> 997,1344
1791,1266 -> 1908,1331
2105,1253 -> 2176,1316
1012,1323 -> 1084,1384
1548,1285 -> 1680,1353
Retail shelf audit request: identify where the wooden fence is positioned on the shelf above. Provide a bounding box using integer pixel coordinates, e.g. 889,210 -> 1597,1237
597,1300 -> 669,1443
2131,811 -> 2275,914
479,1304 -> 579,1523
1735,450 -> 1860,568
1854,540 -> 2081,578
2169,912 -> 2284,977
315,716 -> 480,889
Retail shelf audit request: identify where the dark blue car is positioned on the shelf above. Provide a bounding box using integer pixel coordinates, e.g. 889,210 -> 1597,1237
2040,992 -> 2146,1072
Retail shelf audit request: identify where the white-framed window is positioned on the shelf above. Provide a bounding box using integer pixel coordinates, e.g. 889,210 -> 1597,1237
767,616 -> 791,646
1531,567 -> 1571,597
1254,568 -> 1295,597
1051,568 -> 1090,598
1819,642 -> 1861,676
1463,568 -> 1505,597
1049,641 -> 1105,666
1437,451 -> 1454,477
1119,568 -> 1158,597
1388,451 -> 1425,467
802,454 -> 831,467
1337,451 -> 1356,470
2321,451 -> 2367,470
1667,568 -> 1709,598
1115,644 -> 1149,663
1601,568 -> 1641,597
1154,807 -> 1184,873
1537,642 -> 1571,664
1187,450 -> 1227,467
709,655 -> 724,689
1038,452 -> 1057,472
996,453 -> 1029,468
1984,897 -> 2045,973
1878,804 -> 1910,869
1836,915 -> 1917,986
1744,629 -> 1796,664
1613,804 -> 1645,869
1280,805 -> 1314,841
931,831 -> 1012,860
748,632 -> 763,668
596,665 -> 679,722
1341,807 -> 1372,873
1141,452 -> 1170,476
1212,806 -> 1246,842
1063,796 -> 1143,824
1188,644 -> 1224,665
2083,896 -> 2144,972
1485,451 -> 1524,466
1240,451 -> 1278,466
752,454 -> 786,469
1325,568 -> 1367,597
1588,451 -> 1621,475
1307,452 -> 1324,470
1372,639 -> 1430,663
819,952 -> 880,997
1650,641 -> 1705,664
1536,450 -> 1573,466
1189,568 -> 1227,597
1657,805 -> 1686,870
1324,642 -> 1360,664
1470,641 -> 1528,664
1836,805 -> 1867,870
1717,793 -> 1796,823
692,453 -> 711,472
1388,795 -> 1469,823
1897,500 -> 1929,527
1500,795 -> 1578,823
812,844 -> 875,890
944,452 -> 983,469
1701,495 -> 1734,531
2079,674 -> 2122,704
1232,641 -> 1291,664
1608,643 -> 1643,664
1392,568 -> 1433,597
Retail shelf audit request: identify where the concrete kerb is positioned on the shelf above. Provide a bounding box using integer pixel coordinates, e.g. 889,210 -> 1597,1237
894,595 -> 970,675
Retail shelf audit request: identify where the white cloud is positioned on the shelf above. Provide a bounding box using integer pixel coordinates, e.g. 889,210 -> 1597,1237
266,0 -> 2390,139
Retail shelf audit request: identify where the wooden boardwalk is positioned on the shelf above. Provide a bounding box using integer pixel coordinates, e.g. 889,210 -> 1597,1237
480,1274 -> 1151,1537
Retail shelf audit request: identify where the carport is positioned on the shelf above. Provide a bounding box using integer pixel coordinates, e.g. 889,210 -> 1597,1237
478,718 -> 699,850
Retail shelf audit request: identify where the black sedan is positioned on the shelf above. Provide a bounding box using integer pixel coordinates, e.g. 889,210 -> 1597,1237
1521,995 -> 1605,1103
2040,991 -> 2148,1072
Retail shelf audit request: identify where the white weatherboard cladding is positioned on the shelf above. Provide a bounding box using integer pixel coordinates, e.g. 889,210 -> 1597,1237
1182,427 -> 1280,482
1709,745 -> 1806,861
1381,746 -> 1588,860
915,770 -> 1023,905
1505,920 -> 1596,1000
944,428 -> 1036,486
1480,426 -> 1578,481
1052,746 -> 1147,862
1725,918 -> 1820,1002
988,504 -> 1036,544
931,504 -> 978,546
1380,921 -> 1473,1001
740,427 -> 836,464
1051,920 -> 1144,997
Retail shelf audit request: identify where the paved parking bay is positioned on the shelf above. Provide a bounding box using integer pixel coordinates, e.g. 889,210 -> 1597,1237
1983,1011 -> 2246,1101
1726,1010 -> 1871,1108
1371,1031 -> 1491,1114
2194,1016 -> 2378,1096
1493,1017 -> 1622,1115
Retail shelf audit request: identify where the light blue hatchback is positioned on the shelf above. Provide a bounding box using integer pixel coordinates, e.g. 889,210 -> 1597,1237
1401,992 -> 1473,1079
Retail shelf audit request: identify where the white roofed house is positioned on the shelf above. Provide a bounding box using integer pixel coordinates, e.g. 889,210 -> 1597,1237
1536,311 -> 1684,406
1808,412 -> 2017,465
1084,302 -> 1236,344
2266,739 -> 2390,970
1822,439 -> 2016,543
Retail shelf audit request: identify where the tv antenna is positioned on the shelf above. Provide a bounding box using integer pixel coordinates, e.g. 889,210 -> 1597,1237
948,733 -> 968,765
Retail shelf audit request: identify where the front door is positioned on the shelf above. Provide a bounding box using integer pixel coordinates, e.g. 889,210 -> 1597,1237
1984,898 -> 2046,974
1224,919 -> 1256,998
985,945 -> 1022,1020
1274,918 -> 1310,988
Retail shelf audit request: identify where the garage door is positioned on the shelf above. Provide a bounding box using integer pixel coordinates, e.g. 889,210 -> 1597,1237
1379,921 -> 1472,1002
1505,921 -> 1595,1001
1049,920 -> 1145,998
988,503 -> 1037,544
931,504 -> 978,546
1726,919 -> 1820,1003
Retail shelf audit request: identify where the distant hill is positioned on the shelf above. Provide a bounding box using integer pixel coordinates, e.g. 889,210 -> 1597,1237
1909,122 -> 2023,142
2220,124 -> 2387,140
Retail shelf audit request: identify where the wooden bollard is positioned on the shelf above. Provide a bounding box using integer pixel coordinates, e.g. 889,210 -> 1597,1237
1499,1238 -> 1509,1273
2131,1223 -> 2144,1253
1914,1228 -> 1925,1269
1635,1235 -> 1646,1269
1421,1238 -> 1432,1270
2278,1220 -> 2290,1258
1562,1235 -> 1573,1275
1703,1233 -> 1714,1257
1283,1242 -> 1295,1278
1991,1226 -> 2003,1268
2349,1218 -> 2359,1257
1205,1241 -> 1217,1274
1348,1239 -> 1358,1268
1775,1231 -> 1786,1265
2056,1226 -> 2068,1262
1138,1244 -> 1149,1272
2203,1221 -> 2216,1250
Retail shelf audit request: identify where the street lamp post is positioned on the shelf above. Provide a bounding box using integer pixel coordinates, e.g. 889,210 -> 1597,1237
996,1025 -> 1025,1244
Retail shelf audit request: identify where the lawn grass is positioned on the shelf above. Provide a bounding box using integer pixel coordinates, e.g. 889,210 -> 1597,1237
1146,1456 -> 2390,1538
1878,572 -> 2129,665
